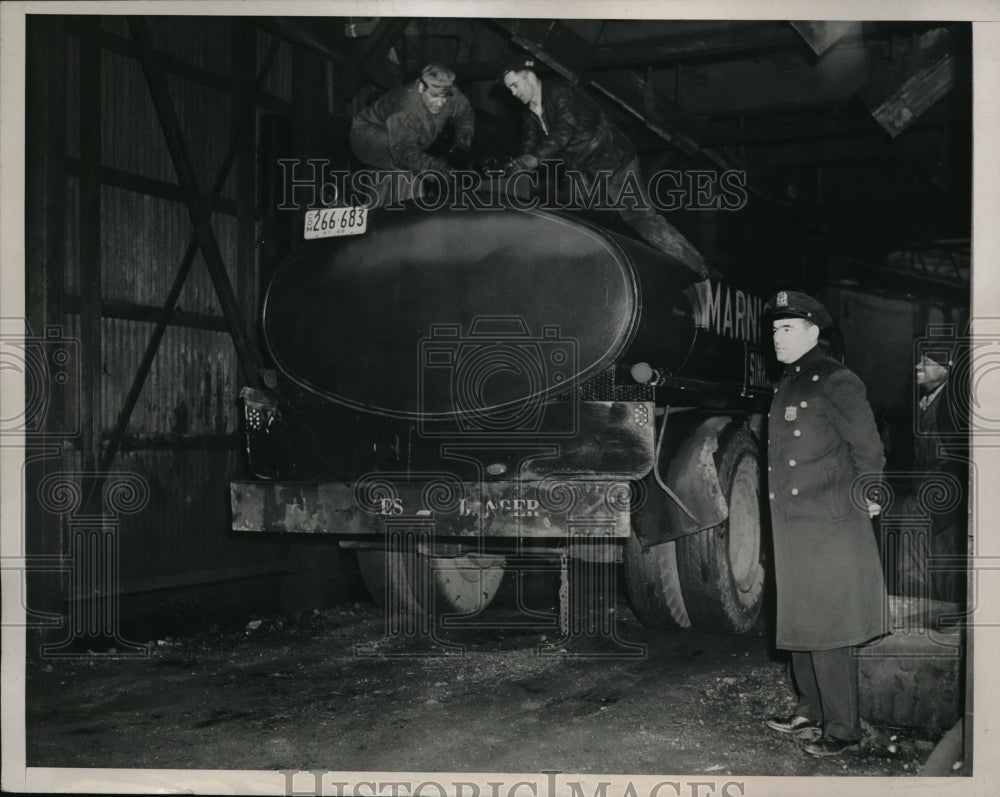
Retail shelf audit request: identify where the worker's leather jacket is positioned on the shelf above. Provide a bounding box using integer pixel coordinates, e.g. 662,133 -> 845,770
521,78 -> 635,178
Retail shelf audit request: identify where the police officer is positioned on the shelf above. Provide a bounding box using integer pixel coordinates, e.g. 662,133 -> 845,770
764,290 -> 889,757
350,64 -> 475,205
499,57 -> 709,278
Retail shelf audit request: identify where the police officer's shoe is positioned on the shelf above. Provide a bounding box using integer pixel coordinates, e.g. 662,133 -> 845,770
764,715 -> 822,740
803,735 -> 861,757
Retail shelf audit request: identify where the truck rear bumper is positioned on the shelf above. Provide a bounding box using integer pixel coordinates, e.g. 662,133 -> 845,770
231,477 -> 632,538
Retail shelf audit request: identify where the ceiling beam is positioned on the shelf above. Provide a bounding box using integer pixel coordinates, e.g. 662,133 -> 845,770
585,20 -> 948,70
353,18 -> 411,81
255,18 -> 349,62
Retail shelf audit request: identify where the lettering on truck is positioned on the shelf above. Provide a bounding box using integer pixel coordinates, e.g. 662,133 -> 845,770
693,279 -> 765,345
746,347 -> 769,391
376,497 -> 542,518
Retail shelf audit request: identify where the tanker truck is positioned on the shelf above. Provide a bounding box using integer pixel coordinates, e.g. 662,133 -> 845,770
230,200 -> 774,634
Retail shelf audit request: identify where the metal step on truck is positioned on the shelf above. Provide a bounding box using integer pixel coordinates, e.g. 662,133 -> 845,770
230,199 -> 774,639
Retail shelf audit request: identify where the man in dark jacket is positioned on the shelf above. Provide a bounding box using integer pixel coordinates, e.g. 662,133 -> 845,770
896,347 -> 967,601
764,290 -> 889,757
350,64 -> 474,205
501,59 -> 708,278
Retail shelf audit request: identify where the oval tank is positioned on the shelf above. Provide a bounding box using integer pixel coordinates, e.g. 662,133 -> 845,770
263,204 -> 766,418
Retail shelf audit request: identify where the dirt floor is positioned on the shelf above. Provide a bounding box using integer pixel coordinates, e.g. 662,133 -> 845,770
25,573 -> 953,780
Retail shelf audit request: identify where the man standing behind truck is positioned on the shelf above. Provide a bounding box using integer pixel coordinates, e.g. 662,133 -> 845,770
350,63 -> 474,206
764,290 -> 889,757
896,346 -> 967,602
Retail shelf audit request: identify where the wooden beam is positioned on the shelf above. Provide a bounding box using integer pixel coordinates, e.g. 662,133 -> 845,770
78,17 -> 103,481
353,18 -> 410,82
257,17 -> 349,63
64,159 -> 241,217
97,31 -> 280,477
585,21 -> 945,69
91,27 -> 291,117
127,17 -> 265,387
24,13 -> 71,623
233,20 -> 260,355
98,432 -> 241,452
790,21 -> 861,56
64,297 -> 229,332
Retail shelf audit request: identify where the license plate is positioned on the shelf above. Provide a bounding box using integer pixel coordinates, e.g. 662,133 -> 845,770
304,206 -> 368,239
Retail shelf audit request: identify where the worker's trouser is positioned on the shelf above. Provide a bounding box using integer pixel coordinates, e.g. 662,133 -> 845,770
601,158 -> 708,276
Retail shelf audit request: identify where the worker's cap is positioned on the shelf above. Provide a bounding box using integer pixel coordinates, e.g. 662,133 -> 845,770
769,290 -> 833,330
919,349 -> 953,367
918,341 -> 961,368
420,64 -> 456,96
499,54 -> 537,82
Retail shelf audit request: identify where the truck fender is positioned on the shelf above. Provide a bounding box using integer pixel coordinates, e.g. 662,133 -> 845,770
637,414 -> 747,547
663,414 -> 732,534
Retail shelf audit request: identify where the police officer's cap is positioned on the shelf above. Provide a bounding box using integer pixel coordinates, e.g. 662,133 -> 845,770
770,290 -> 833,330
420,64 -> 456,94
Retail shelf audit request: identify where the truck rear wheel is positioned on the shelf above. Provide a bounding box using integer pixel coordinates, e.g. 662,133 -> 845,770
623,472 -> 691,629
675,427 -> 765,634
357,550 -> 506,617
623,534 -> 691,628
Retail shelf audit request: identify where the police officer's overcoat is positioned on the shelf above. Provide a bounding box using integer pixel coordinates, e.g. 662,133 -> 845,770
768,345 -> 889,650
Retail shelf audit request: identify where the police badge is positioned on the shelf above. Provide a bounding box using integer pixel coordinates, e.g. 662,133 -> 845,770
776,291 -> 788,307
785,406 -> 797,421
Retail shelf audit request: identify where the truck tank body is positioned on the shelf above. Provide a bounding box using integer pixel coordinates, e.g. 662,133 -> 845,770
263,205 -> 769,421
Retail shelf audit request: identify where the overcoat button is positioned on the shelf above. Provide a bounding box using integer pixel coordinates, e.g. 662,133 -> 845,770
794,430 -> 801,437
800,400 -> 808,408
791,488 -> 799,496
789,459 -> 796,466
812,375 -> 819,382
769,493 -> 775,500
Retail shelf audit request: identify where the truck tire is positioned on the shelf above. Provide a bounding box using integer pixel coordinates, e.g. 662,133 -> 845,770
675,427 -> 765,634
623,534 -> 691,628
623,473 -> 691,629
357,550 -> 505,617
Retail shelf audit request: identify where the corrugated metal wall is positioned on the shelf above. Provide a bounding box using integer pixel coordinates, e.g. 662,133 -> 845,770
26,14 -> 345,637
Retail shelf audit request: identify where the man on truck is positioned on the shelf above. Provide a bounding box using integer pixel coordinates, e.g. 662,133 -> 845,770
500,56 -> 710,278
350,63 -> 475,206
